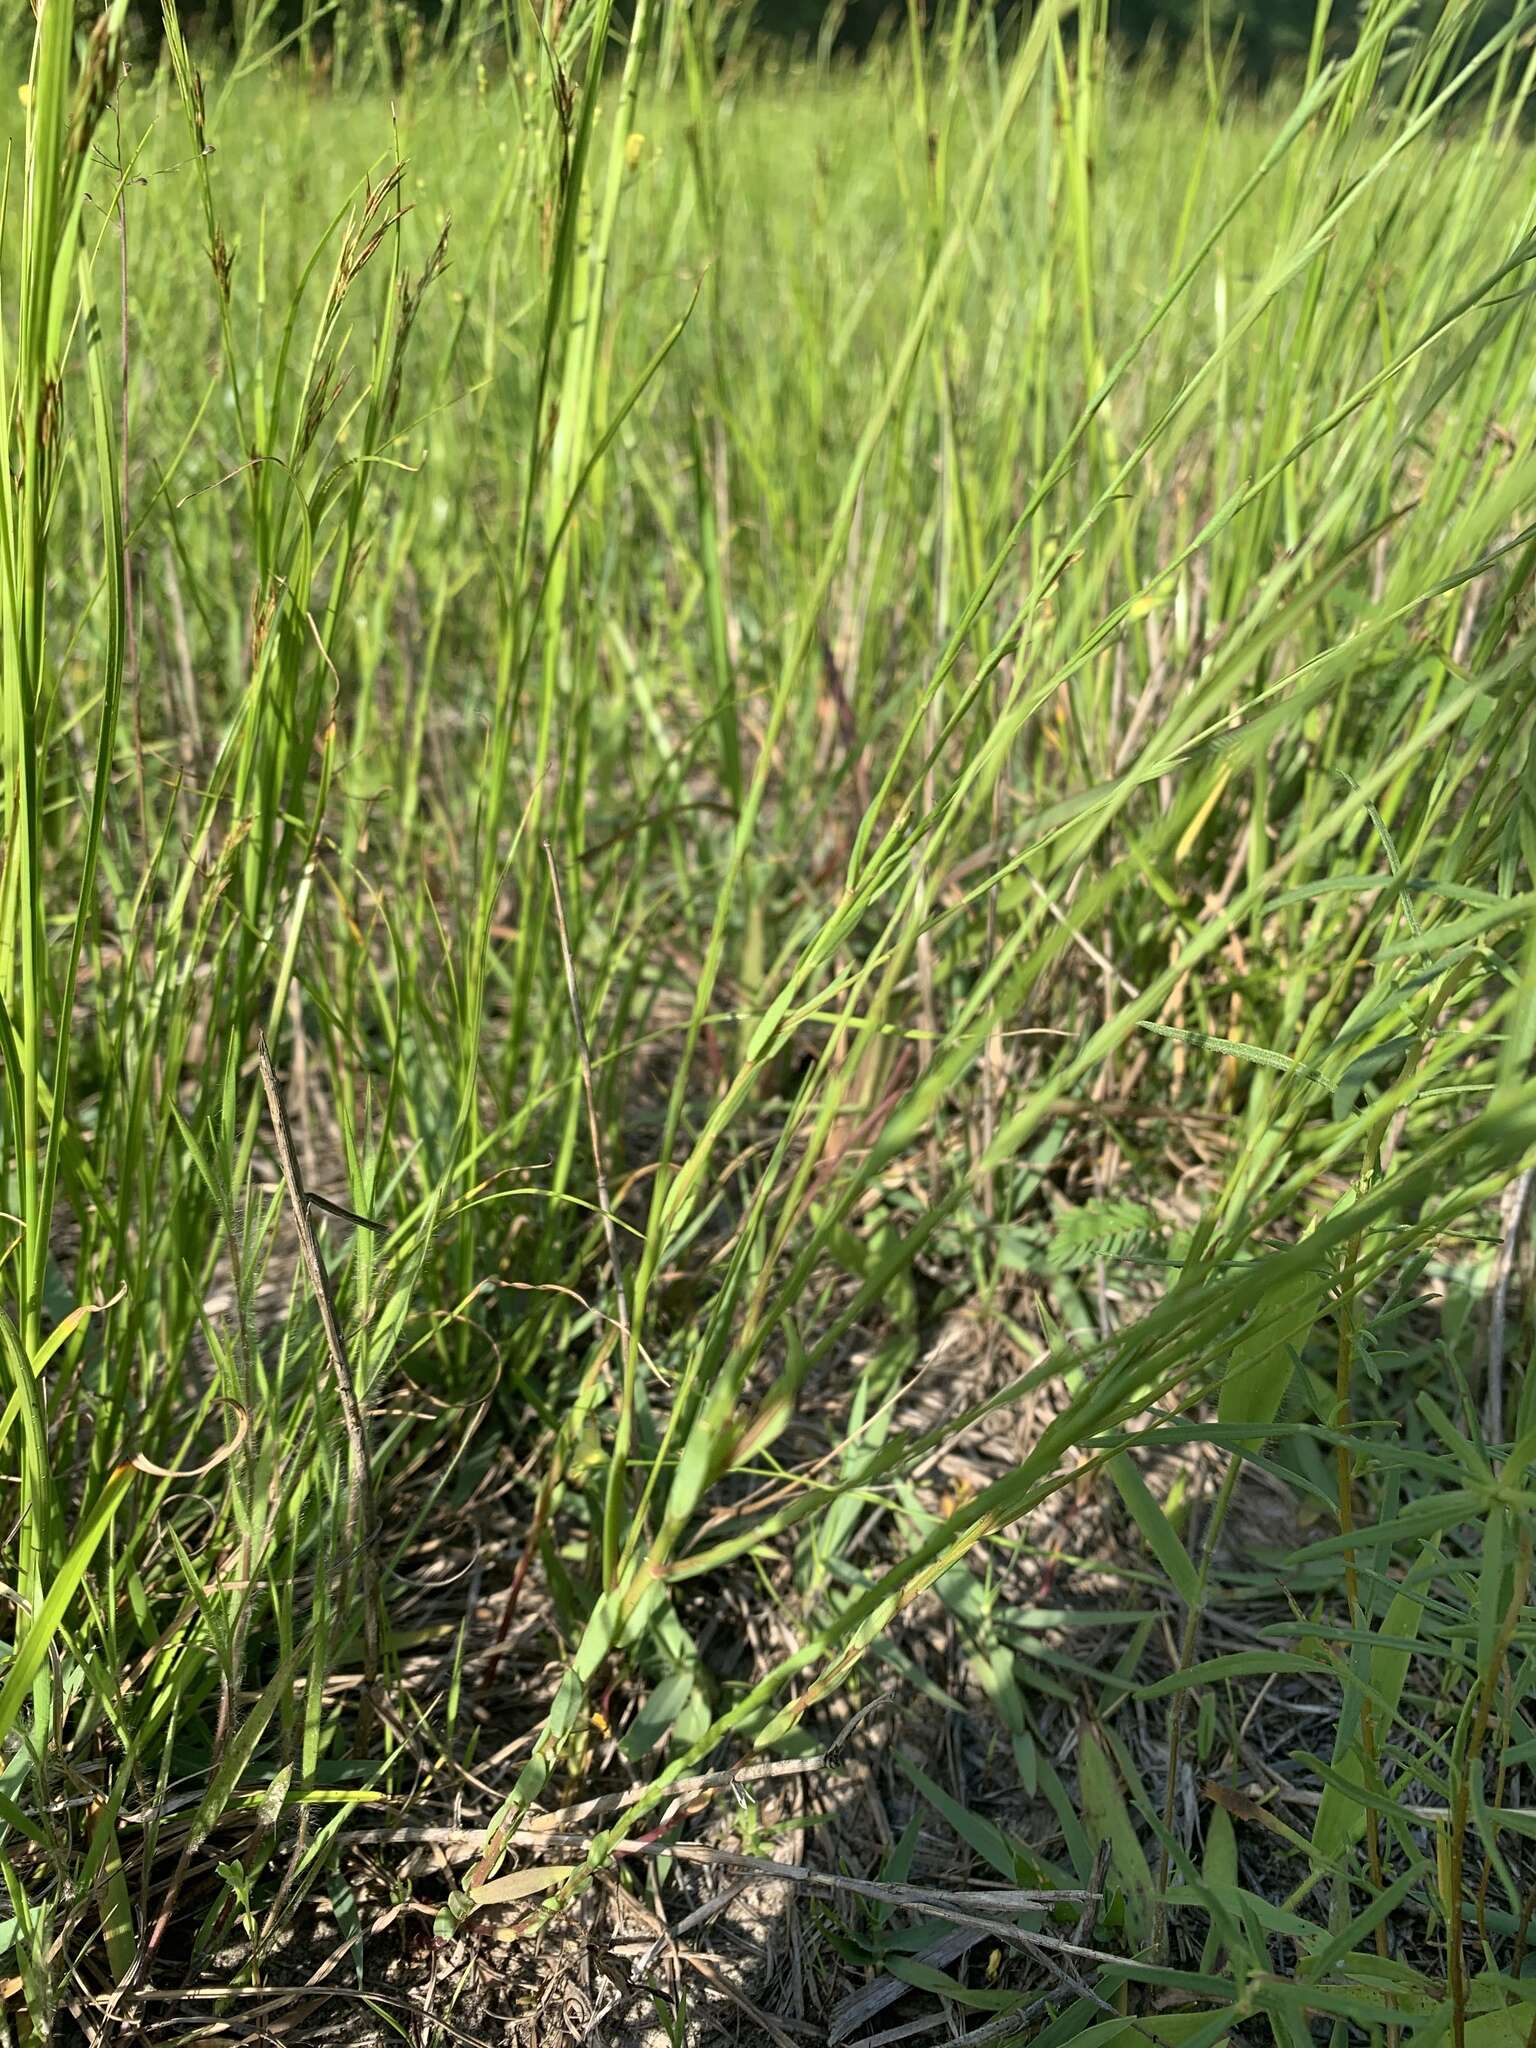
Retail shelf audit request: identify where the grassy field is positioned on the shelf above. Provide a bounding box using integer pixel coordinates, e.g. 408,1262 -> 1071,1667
4,0 -> 1536,2038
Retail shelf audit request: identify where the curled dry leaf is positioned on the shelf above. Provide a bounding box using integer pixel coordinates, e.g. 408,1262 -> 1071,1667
130,1404 -> 249,1480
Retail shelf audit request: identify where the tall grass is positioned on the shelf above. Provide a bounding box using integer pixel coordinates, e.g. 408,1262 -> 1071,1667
1,0 -> 1535,2035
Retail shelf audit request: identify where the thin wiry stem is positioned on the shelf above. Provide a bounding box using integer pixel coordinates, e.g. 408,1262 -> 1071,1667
257,1029 -> 381,1721
543,838 -> 635,1587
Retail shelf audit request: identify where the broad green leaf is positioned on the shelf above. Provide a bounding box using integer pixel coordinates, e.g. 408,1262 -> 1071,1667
1109,1453 -> 1203,1608
1312,1542 -> 1433,1863
619,1670 -> 697,1762
897,1754 -> 1021,1883
1218,1264 -> 1326,1450
1062,2015 -> 1238,2048
1199,1803 -> 1238,1973
1076,1723 -> 1155,1951
1140,1653 -> 1330,1699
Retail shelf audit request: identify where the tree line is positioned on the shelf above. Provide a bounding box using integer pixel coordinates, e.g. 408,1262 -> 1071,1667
765,0 -> 1524,80
148,0 -> 1529,85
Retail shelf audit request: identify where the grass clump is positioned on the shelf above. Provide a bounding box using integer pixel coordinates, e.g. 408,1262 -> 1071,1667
0,0 -> 1535,2038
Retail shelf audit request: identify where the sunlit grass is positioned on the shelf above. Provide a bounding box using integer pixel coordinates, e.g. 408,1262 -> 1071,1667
1,0 -> 1535,2034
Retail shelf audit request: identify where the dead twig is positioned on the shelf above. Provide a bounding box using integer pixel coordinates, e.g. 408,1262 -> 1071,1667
339,1748 -> 850,1861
